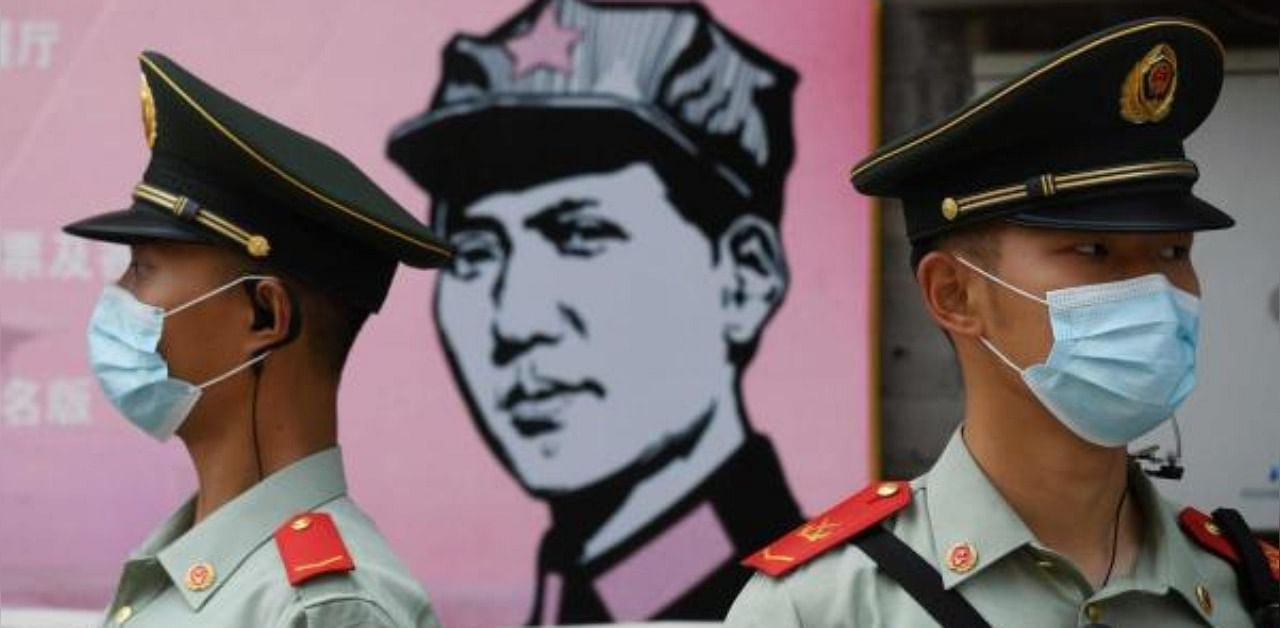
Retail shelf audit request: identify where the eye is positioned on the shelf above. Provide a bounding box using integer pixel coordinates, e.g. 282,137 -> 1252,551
124,258 -> 153,280
1072,242 -> 1108,257
544,215 -> 628,257
1158,244 -> 1191,261
448,231 -> 504,280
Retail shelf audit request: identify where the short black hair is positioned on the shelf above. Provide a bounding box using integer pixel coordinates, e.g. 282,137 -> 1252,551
237,258 -> 369,377
910,221 -> 1004,273
297,281 -> 369,376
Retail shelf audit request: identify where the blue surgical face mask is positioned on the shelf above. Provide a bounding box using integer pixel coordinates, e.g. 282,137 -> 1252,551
87,276 -> 273,441
954,256 -> 1200,447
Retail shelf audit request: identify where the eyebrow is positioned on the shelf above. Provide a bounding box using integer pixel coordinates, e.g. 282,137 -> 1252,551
523,197 -> 601,232
446,214 -> 507,238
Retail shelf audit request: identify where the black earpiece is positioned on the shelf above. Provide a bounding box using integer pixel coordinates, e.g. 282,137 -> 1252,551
241,277 -> 302,347
244,279 -> 275,331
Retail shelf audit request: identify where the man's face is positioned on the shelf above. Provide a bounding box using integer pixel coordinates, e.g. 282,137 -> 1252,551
976,225 -> 1200,368
117,241 -> 257,434
435,163 -> 735,495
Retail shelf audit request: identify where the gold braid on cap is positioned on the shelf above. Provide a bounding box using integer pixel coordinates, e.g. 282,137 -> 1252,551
133,183 -> 271,258
939,159 -> 1199,221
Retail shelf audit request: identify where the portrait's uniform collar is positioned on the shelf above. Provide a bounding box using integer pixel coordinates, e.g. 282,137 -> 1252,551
127,448 -> 348,610
532,433 -> 802,622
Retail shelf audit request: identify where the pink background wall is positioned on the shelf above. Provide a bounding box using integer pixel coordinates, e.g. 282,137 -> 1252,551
0,1 -> 877,625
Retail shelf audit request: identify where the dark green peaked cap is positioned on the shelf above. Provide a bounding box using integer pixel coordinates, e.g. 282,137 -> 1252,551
65,51 -> 452,312
850,18 -> 1234,252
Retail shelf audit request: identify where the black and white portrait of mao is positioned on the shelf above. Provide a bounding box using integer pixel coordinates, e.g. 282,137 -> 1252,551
388,0 -> 804,622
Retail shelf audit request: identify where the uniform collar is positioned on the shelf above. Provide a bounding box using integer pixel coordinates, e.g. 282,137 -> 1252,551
926,428 -> 1215,622
924,429 -> 1038,590
1116,467 -> 1214,623
149,447 -> 348,610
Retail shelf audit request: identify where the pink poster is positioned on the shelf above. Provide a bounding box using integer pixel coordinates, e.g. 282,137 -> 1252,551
0,1 -> 877,625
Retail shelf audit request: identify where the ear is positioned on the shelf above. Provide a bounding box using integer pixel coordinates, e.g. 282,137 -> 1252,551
243,277 -> 299,355
916,250 -> 986,341
716,215 -> 788,346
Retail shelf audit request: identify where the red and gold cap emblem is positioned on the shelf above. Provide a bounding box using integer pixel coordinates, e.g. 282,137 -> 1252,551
139,73 -> 158,148
1121,43 -> 1178,124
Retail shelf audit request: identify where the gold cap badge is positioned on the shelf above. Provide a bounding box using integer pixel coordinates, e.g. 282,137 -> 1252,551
1120,43 -> 1178,124
140,73 -> 158,148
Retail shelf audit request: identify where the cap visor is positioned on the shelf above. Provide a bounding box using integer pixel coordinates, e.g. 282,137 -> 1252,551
63,202 -> 219,245
387,95 -> 747,204
1004,192 -> 1234,232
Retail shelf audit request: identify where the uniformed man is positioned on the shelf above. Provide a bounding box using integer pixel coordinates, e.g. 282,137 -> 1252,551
386,0 -> 803,622
726,17 -> 1279,628
64,52 -> 451,627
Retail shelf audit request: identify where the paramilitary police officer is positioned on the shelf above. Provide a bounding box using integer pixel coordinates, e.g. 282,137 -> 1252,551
726,17 -> 1279,628
64,51 -> 451,627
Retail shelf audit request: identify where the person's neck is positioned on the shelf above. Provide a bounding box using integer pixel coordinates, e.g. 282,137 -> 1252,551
182,361 -> 338,525
550,385 -> 748,564
962,359 -> 1141,589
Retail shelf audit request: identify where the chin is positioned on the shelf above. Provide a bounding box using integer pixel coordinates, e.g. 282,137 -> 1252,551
509,447 -> 631,499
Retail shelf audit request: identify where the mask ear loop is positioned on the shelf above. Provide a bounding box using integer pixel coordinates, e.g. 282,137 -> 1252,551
197,352 -> 271,388
979,337 -> 1026,374
163,274 -> 273,319
952,255 -> 1048,305
952,255 -> 1042,374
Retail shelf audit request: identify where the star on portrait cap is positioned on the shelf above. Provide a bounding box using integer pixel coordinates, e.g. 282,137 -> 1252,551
387,0 -> 799,230
506,7 -> 581,77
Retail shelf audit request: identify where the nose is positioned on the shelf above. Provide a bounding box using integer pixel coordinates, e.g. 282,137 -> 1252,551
1109,252 -> 1199,296
489,252 -> 582,366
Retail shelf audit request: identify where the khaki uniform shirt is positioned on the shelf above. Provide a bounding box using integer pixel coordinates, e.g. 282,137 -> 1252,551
100,448 -> 441,628
726,431 -> 1252,627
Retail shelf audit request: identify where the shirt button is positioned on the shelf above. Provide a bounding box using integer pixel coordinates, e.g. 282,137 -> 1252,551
114,605 -> 134,624
1196,584 -> 1214,615
1084,603 -> 1102,623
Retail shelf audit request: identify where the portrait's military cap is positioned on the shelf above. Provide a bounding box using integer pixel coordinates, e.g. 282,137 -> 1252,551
64,51 -> 452,312
387,0 -> 796,225
850,17 -> 1234,256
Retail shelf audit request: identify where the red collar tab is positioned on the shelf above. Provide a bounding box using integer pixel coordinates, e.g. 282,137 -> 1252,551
274,512 -> 356,586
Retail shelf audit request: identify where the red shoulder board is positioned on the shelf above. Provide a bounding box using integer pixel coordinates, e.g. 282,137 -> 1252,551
1178,507 -> 1279,580
274,512 -> 356,586
743,481 -> 911,578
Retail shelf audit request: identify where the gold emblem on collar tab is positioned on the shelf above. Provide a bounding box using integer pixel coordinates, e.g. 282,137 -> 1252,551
140,74 -> 158,148
184,561 -> 216,592
1120,43 -> 1177,124
945,541 -> 979,574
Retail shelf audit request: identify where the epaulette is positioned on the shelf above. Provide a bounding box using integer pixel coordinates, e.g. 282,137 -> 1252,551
743,481 -> 911,578
1178,507 -> 1279,580
274,512 -> 356,586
